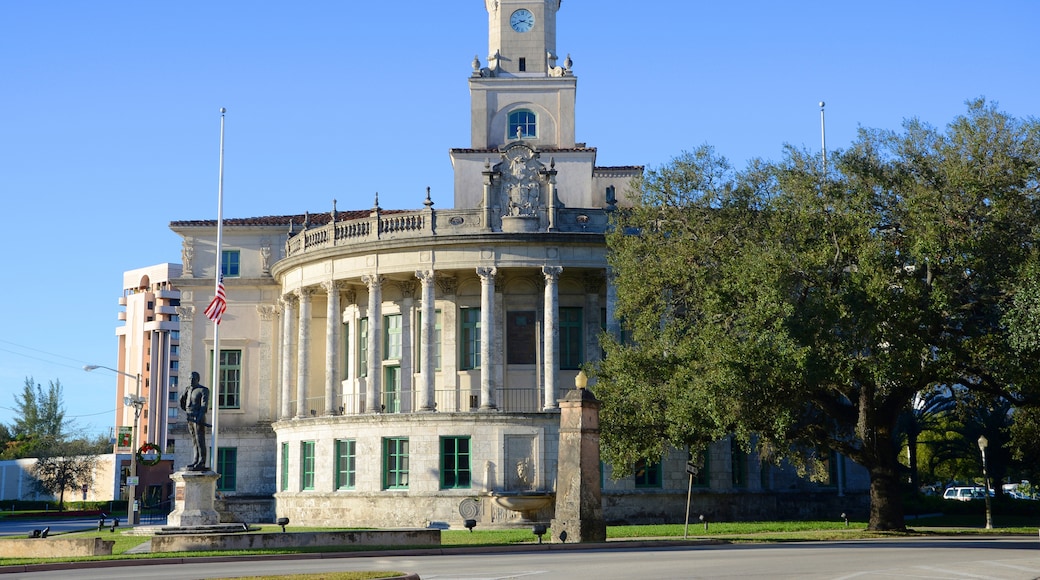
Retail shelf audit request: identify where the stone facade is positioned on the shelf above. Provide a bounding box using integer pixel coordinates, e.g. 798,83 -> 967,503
148,1 -> 871,527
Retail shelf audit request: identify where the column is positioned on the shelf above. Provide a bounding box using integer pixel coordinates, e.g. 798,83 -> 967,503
295,288 -> 313,418
323,280 -> 341,416
542,266 -> 563,410
279,296 -> 295,420
477,266 -> 497,410
605,266 -> 621,341
416,270 -> 436,411
362,274 -> 383,413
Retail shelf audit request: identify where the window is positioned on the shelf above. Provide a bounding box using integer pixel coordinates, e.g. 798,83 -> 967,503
217,349 -> 242,409
335,439 -> 356,490
731,438 -> 747,488
358,318 -> 368,377
383,366 -> 401,413
441,436 -> 472,489
301,441 -> 315,490
460,308 -> 480,370
221,250 -> 240,277
280,442 -> 289,491
518,57 -> 527,72
560,307 -> 583,369
383,437 -> 409,489
506,311 -> 537,365
384,314 -> 402,360
508,110 -> 536,140
342,321 -> 350,378
216,448 -> 237,492
416,310 -> 442,370
634,459 -> 662,488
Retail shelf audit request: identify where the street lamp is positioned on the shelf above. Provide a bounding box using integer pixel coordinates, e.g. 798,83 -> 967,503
977,435 -> 993,530
84,364 -> 143,525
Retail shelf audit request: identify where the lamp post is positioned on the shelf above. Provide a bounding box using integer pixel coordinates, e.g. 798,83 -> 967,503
84,364 -> 143,525
977,435 -> 993,530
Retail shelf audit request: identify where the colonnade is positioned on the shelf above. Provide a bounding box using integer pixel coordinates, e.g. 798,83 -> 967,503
276,265 -> 599,420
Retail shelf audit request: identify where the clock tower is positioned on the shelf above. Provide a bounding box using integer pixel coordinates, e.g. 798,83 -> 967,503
487,0 -> 561,75
464,1 -> 575,152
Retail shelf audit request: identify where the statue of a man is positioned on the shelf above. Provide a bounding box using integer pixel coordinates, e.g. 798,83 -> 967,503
179,372 -> 210,471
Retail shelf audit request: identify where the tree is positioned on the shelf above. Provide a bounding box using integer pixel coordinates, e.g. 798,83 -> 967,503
9,377 -> 69,456
596,100 -> 1040,531
29,438 -> 101,511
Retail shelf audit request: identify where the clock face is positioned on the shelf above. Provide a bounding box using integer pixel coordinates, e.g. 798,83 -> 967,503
510,9 -> 535,33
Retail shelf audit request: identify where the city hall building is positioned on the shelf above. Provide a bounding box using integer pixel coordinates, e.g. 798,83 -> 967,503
124,1 -> 868,526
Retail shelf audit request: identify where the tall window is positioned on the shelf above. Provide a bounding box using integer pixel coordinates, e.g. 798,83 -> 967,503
634,458 -> 662,488
508,110 -> 537,139
460,308 -> 480,370
300,441 -> 315,490
217,448 -> 237,492
383,437 -> 409,489
384,314 -> 402,360
217,349 -> 242,409
560,307 -> 583,369
358,318 -> 368,377
731,438 -> 747,488
342,321 -> 350,378
335,439 -> 356,490
440,436 -> 472,489
506,311 -> 537,365
691,449 -> 710,488
221,250 -> 240,277
383,366 -> 401,413
280,442 -> 289,491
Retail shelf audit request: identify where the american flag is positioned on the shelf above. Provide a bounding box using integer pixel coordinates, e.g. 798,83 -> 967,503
204,274 -> 227,324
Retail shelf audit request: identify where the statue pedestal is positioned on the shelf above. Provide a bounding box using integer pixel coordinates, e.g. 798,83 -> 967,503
550,387 -> 606,543
502,215 -> 540,232
167,470 -> 221,527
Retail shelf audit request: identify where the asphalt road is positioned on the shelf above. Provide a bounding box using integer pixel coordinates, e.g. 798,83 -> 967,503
5,537 -> 1040,579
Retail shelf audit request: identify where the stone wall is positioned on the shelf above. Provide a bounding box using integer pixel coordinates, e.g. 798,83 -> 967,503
0,537 -> 114,558
151,529 -> 440,553
602,490 -> 871,525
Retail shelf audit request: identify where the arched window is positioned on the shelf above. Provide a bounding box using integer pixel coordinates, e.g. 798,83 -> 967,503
508,110 -> 537,140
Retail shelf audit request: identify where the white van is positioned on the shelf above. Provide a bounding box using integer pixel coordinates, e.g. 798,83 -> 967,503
942,486 -> 986,501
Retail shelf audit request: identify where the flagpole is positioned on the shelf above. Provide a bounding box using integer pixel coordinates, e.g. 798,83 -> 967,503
210,107 -> 226,473
819,101 -> 827,177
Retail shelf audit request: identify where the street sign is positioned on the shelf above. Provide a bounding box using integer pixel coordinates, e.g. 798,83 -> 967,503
126,476 -> 139,486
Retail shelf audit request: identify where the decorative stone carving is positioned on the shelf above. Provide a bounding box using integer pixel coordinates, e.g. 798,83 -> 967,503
436,276 -> 458,296
499,146 -> 542,217
257,304 -> 277,321
181,240 -> 194,277
260,240 -> 272,275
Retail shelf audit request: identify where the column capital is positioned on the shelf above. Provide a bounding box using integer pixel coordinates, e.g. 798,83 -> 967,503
294,287 -> 315,300
361,274 -> 384,288
415,269 -> 436,283
436,275 -> 458,296
476,266 -> 498,280
542,265 -> 563,281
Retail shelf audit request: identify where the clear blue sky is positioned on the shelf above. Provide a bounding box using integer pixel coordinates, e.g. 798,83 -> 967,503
1,1 -> 1037,437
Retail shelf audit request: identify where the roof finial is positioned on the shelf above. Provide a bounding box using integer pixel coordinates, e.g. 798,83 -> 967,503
373,192 -> 381,212
331,199 -> 338,222
424,186 -> 434,209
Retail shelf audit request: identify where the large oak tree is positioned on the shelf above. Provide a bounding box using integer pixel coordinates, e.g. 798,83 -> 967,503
595,100 -> 1040,530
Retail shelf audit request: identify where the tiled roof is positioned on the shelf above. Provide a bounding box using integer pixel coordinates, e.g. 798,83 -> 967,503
170,209 -> 414,228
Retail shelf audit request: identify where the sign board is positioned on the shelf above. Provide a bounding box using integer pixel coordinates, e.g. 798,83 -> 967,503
126,476 -> 139,486
116,426 -> 133,452
686,462 -> 699,476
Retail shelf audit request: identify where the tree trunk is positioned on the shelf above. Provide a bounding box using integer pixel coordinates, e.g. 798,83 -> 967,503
867,448 -> 906,531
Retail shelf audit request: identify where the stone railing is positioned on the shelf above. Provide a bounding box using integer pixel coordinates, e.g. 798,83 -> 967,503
285,206 -> 612,258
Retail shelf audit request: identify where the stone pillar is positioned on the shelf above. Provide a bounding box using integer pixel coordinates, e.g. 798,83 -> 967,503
323,280 -> 341,416
605,266 -> 620,341
279,295 -> 295,420
362,274 -> 383,413
257,304 -> 278,421
167,471 -> 221,527
295,288 -> 313,418
542,266 -> 563,410
416,270 -> 437,411
584,275 -> 603,364
477,266 -> 497,410
550,384 -> 606,543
